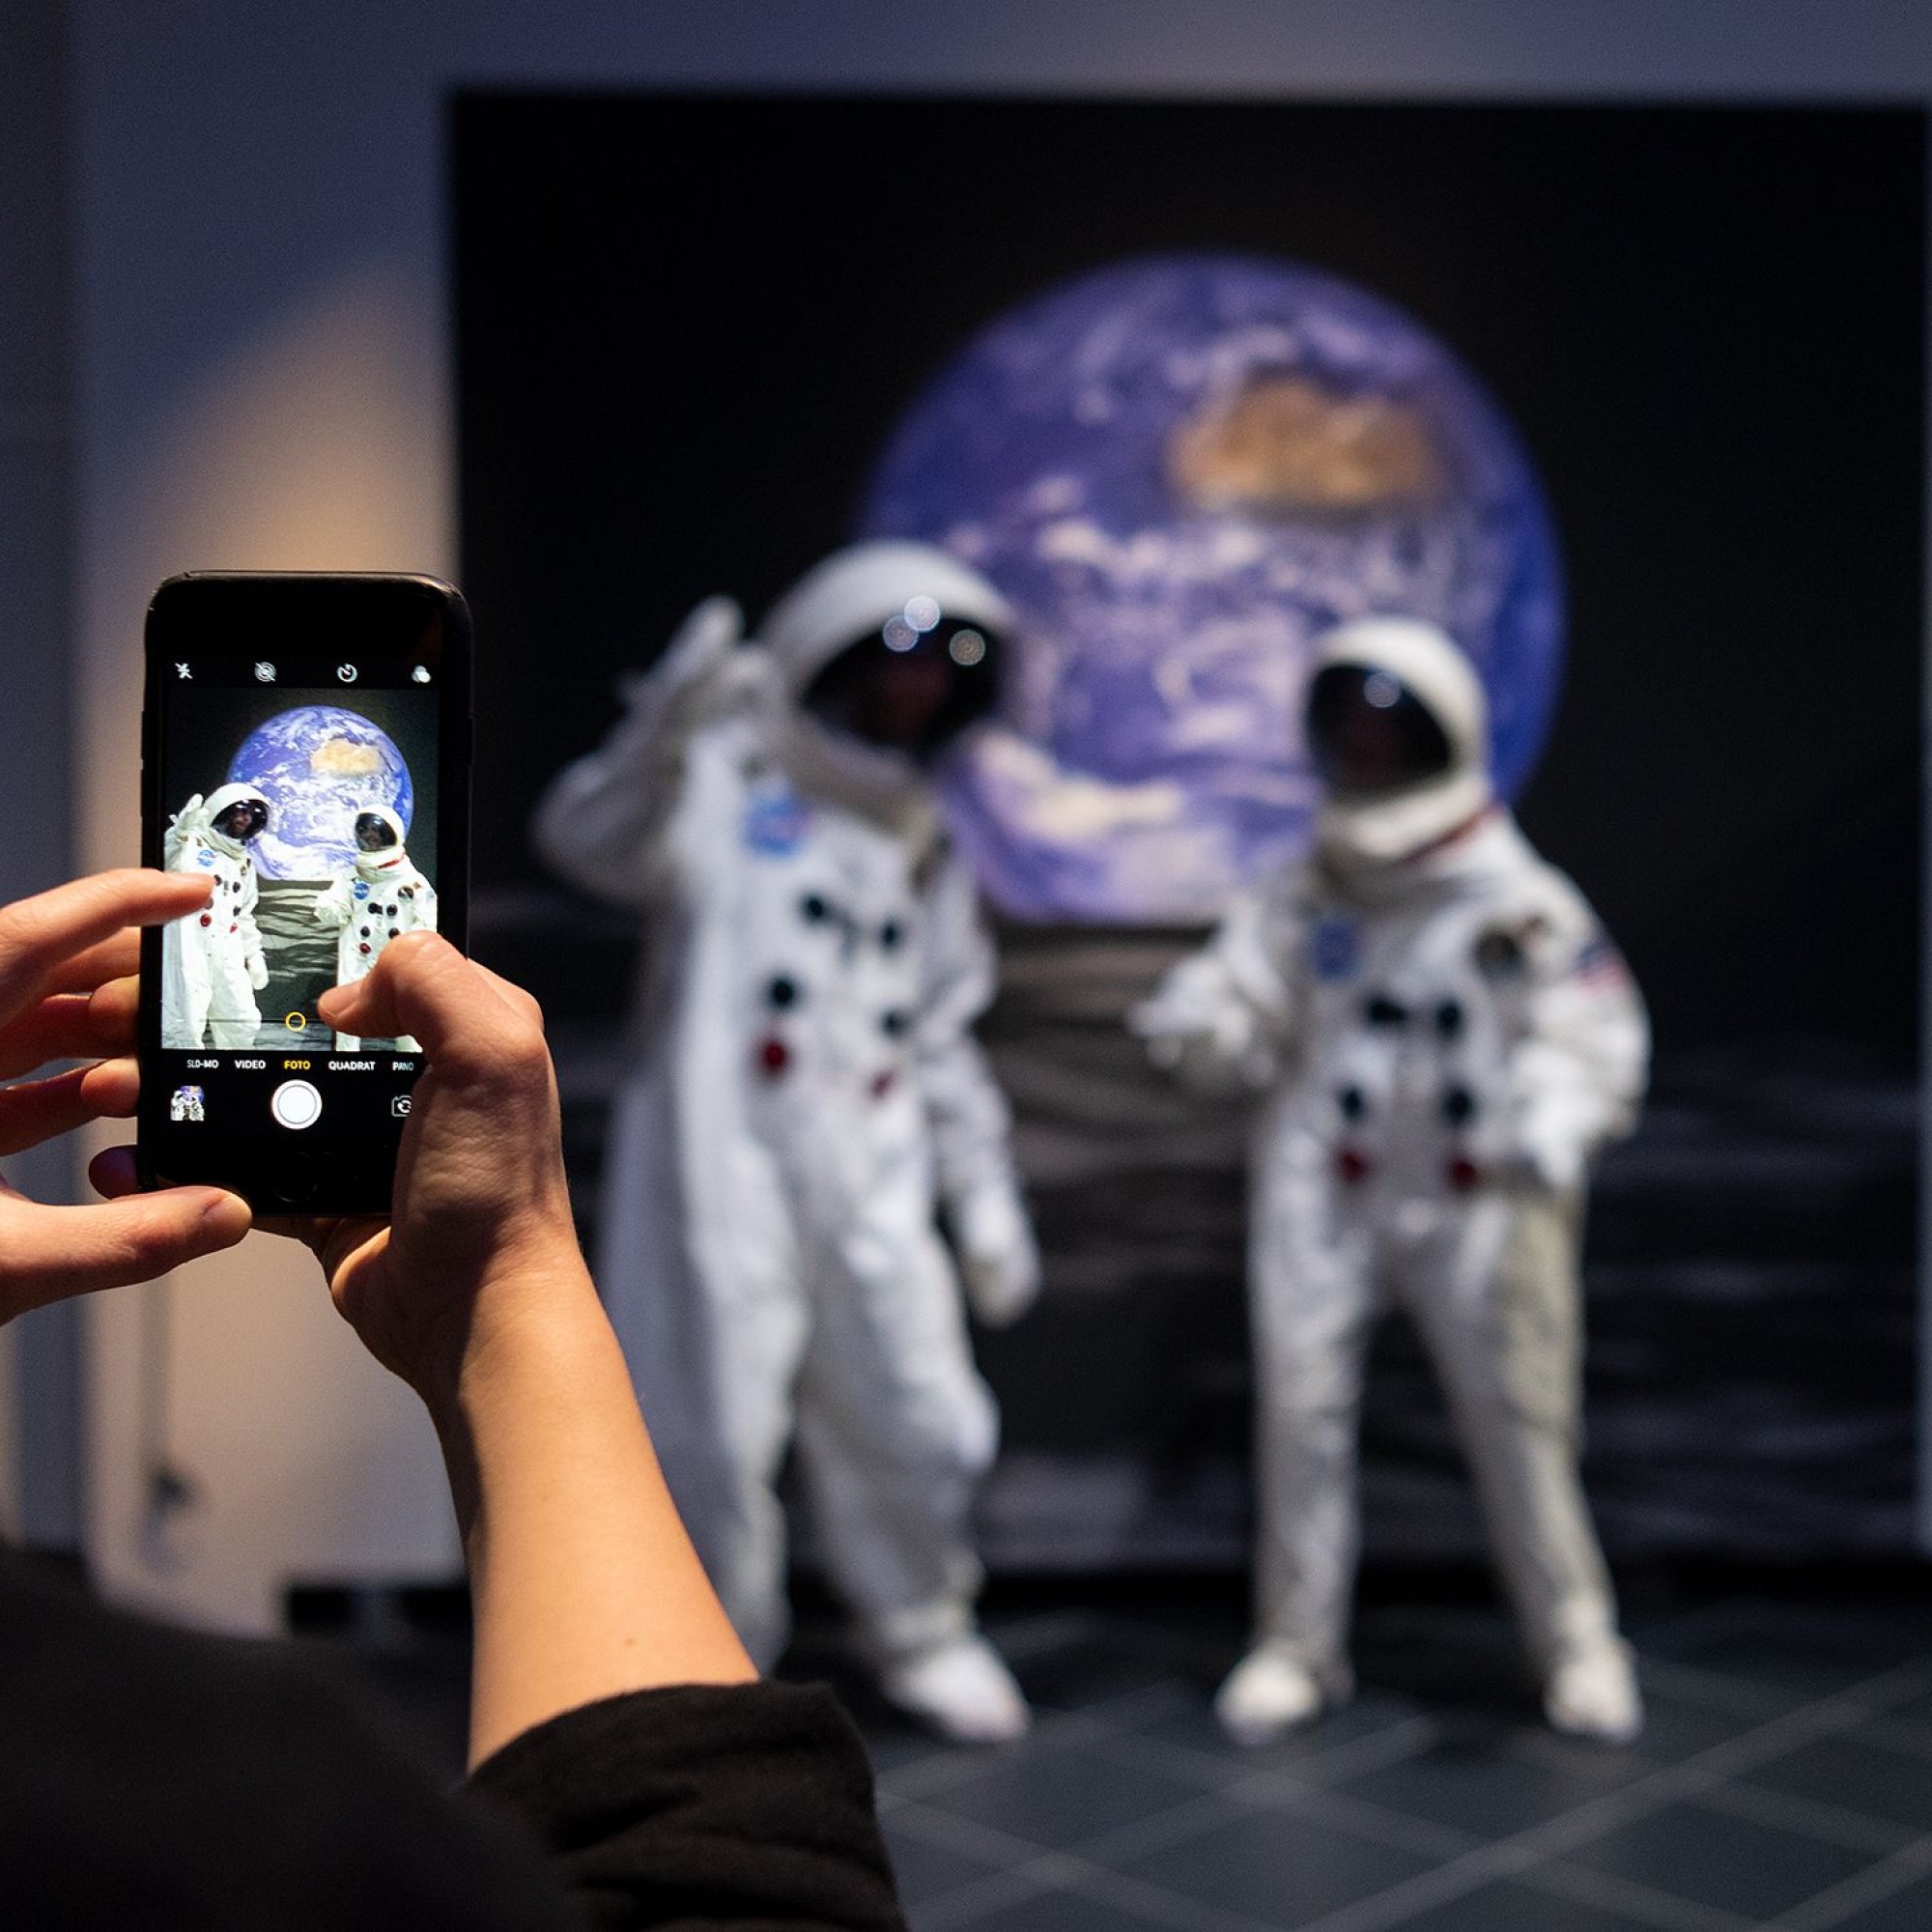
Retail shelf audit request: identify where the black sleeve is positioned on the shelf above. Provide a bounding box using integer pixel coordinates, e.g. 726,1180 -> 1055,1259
468,1680 -> 908,1931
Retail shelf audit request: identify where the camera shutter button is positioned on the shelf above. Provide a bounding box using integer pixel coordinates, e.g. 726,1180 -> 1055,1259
270,1079 -> 323,1130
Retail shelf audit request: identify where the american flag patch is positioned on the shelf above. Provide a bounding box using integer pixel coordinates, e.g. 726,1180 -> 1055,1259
1574,934 -> 1631,987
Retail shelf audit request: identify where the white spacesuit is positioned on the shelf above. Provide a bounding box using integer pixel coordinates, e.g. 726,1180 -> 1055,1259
1134,617 -> 1648,1744
313,806 -> 437,1052
162,782 -> 271,1049
534,541 -> 1041,1742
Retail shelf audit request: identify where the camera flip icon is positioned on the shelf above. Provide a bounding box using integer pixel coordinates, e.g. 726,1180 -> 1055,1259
389,1094 -> 412,1119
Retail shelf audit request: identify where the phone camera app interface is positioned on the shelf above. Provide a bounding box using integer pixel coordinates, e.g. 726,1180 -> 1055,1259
156,659 -> 440,1140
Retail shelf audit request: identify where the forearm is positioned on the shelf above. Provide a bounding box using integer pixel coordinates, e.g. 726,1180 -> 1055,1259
425,1258 -> 755,1767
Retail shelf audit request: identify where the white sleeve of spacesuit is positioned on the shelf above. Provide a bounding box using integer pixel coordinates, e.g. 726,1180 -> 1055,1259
312,877 -> 353,930
1509,890 -> 1649,1191
414,877 -> 439,934
1128,879 -> 1301,1094
530,596 -> 761,909
916,854 -> 1040,1326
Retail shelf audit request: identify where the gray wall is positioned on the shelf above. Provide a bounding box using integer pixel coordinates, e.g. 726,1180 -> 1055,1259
2,0 -> 80,1545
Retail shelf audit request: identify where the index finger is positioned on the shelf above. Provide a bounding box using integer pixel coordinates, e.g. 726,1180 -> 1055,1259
0,870 -> 214,1023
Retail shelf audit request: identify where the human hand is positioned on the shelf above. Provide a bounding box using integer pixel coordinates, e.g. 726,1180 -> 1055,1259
0,868 -> 251,1323
266,934 -> 583,1407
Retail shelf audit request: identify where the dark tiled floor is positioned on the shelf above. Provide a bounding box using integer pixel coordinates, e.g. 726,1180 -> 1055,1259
838,1578 -> 1932,1931
300,1572 -> 1932,1931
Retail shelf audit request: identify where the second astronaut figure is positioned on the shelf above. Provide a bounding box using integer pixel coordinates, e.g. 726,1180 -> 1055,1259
1137,617 -> 1648,1744
313,805 -> 438,1052
535,541 -> 1041,1742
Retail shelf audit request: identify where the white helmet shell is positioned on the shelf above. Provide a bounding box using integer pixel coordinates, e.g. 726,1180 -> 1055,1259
760,541 -> 1012,827
1309,617 -> 1495,871
202,781 -> 271,857
759,540 -> 1013,698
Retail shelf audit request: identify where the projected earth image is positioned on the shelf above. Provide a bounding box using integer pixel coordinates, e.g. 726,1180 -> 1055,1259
227,705 -> 414,880
860,253 -> 1564,921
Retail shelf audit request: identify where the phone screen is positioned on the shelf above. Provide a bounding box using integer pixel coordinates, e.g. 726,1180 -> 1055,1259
138,575 -> 470,1210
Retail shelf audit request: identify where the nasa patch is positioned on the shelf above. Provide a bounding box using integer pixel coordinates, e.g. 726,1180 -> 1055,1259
743,781 -> 812,858
353,881 -> 371,900
195,848 -> 214,868
1311,916 -> 1361,981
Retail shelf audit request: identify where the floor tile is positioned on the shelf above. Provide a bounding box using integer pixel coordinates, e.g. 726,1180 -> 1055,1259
1389,1873 -> 1673,1931
1128,1685 -> 1430,1774
1741,1730 -> 1932,1834
1561,1795 -> 1880,1919
1638,1605 -> 1932,1700
1332,1722 -> 1657,1838
1818,1865 -> 1932,1930
882,1822 -> 1012,1908
930,1881 -> 1197,1932
1114,1804 -> 1435,1924
918,1739 -> 1219,1850
1614,1684 -> 1764,1762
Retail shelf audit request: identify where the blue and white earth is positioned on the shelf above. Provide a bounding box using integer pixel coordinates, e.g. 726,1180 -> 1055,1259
860,253 -> 1564,922
227,706 -> 414,880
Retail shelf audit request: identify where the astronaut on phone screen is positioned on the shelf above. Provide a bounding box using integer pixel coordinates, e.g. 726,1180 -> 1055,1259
314,806 -> 437,1052
162,782 -> 270,1050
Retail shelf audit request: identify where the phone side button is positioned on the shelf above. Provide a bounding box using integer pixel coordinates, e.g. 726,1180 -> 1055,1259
270,1152 -> 320,1206
270,1078 -> 323,1130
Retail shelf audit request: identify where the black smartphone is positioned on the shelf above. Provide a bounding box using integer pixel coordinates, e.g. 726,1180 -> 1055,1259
137,573 -> 472,1212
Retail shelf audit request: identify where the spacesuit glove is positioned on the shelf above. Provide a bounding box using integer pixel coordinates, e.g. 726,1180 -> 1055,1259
1504,1116 -> 1587,1193
162,793 -> 207,868
1129,987 -> 1270,1094
952,1181 -> 1041,1327
246,952 -> 270,992
612,597 -> 760,743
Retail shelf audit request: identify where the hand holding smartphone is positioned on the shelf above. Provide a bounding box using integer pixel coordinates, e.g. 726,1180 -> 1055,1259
137,573 -> 471,1212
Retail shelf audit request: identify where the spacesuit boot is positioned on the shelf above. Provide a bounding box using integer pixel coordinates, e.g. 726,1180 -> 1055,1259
878,1634 -> 1032,1745
1215,1643 -> 1355,1745
1538,1598 -> 1643,1742
314,806 -> 437,1051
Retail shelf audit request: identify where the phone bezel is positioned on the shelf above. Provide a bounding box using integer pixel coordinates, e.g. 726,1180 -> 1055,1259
135,572 -> 473,1213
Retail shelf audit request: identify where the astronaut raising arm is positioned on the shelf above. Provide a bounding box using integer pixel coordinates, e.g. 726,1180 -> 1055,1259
533,597 -> 765,910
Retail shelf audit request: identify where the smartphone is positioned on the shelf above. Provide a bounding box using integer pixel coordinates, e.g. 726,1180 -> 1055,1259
137,573 -> 472,1212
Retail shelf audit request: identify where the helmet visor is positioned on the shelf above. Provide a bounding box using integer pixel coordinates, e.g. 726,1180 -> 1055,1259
1305,664 -> 1453,796
212,797 -> 270,842
800,613 -> 1001,763
354,811 -> 400,853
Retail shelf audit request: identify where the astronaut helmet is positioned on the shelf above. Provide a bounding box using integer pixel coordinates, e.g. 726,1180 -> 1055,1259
764,542 -> 1010,794
1303,617 -> 1494,870
351,804 -> 410,871
202,781 -> 270,856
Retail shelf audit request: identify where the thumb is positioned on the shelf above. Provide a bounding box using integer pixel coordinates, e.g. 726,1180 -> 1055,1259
3,1184 -> 252,1320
